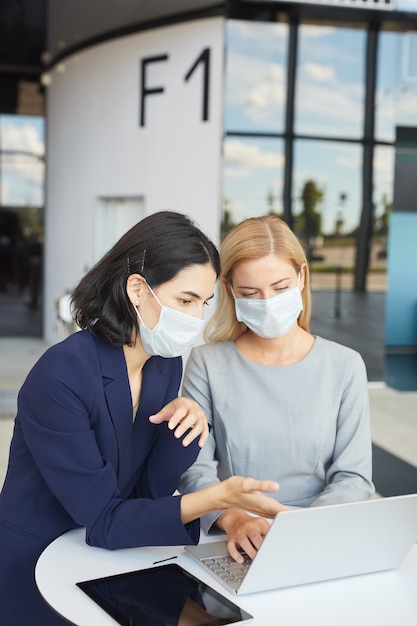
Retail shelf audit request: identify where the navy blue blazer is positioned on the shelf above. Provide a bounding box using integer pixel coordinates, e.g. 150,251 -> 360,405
0,329 -> 200,624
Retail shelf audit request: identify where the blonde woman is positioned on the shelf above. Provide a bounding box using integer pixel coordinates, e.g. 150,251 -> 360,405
180,215 -> 374,563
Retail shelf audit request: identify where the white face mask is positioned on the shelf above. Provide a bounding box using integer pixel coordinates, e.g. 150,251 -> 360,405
134,283 -> 204,358
233,276 -> 303,339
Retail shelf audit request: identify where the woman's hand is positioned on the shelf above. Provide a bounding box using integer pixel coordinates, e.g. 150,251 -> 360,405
149,397 -> 209,448
216,508 -> 281,563
217,477 -> 283,517
180,476 -> 286,525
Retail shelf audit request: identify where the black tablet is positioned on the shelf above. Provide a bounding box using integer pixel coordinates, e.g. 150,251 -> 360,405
76,562 -> 253,625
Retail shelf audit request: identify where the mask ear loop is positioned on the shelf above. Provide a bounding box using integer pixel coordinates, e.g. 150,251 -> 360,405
133,303 -> 145,325
141,277 -> 163,309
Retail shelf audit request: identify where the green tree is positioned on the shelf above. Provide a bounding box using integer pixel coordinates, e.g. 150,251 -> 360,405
375,194 -> 391,237
300,180 -> 323,258
221,202 -> 236,241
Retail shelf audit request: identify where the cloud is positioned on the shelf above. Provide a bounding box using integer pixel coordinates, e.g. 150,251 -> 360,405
336,154 -> 360,169
302,62 -> 336,83
2,123 -> 44,158
300,26 -> 336,39
226,50 -> 286,123
397,89 -> 417,120
223,167 -> 249,179
224,140 -> 284,169
245,82 -> 285,116
227,52 -> 285,92
296,79 -> 364,133
1,122 -> 45,191
229,20 -> 288,50
230,21 -> 272,40
245,64 -> 286,116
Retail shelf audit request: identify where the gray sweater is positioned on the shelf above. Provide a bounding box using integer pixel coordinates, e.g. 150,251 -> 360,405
179,336 -> 375,533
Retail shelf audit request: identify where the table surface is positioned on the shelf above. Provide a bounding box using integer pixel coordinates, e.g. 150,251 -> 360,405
36,528 -> 417,626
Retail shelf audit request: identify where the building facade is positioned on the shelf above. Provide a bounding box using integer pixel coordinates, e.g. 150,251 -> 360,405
1,1 -> 416,353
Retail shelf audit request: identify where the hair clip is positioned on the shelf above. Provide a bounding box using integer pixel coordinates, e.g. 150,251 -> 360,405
141,248 -> 147,274
127,253 -> 131,275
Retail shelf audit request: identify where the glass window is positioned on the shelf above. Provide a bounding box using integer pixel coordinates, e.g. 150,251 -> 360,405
370,145 -> 394,292
0,114 -> 45,315
375,31 -> 401,143
375,30 -> 417,143
396,32 -> 417,131
295,25 -> 366,139
293,139 -> 362,290
222,136 -> 284,237
224,20 -> 288,134
0,115 -> 45,208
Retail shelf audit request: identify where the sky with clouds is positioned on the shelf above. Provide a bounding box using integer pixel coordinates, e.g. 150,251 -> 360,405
1,22 -> 416,238
223,21 -> 417,234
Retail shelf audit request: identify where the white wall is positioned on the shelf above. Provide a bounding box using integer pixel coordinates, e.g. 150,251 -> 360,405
44,17 -> 224,341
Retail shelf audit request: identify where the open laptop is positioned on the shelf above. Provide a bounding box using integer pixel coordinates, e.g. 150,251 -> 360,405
185,494 -> 417,595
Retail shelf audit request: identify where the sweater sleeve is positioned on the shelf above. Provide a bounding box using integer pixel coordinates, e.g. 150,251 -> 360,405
309,351 -> 375,506
179,347 -> 225,534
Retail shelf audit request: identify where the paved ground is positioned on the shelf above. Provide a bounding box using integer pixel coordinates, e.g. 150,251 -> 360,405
0,279 -> 387,378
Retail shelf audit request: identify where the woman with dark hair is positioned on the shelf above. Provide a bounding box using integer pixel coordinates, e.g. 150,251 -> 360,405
0,211 -> 281,625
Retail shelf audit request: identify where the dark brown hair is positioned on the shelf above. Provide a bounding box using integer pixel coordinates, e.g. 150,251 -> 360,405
72,211 -> 220,346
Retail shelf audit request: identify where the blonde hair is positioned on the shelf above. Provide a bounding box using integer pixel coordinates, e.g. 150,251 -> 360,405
205,215 -> 311,343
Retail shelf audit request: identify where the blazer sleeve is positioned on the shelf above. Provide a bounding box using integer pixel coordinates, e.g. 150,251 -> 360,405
18,344 -> 200,549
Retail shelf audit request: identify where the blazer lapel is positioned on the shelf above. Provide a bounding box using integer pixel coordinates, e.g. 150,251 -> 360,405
94,335 -> 134,489
131,357 -> 171,477
94,335 -> 173,495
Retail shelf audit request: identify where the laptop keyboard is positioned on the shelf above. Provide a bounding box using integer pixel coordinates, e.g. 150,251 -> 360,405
201,552 -> 252,590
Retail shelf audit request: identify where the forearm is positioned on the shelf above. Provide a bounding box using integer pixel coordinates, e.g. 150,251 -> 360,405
310,472 -> 374,506
180,477 -> 281,525
180,483 -> 227,525
178,435 -> 225,533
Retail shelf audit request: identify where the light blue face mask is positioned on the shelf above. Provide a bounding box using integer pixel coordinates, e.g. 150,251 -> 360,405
134,283 -> 204,358
233,276 -> 303,339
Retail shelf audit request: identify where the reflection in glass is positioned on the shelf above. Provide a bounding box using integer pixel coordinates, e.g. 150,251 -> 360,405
375,30 -> 417,143
396,32 -> 417,132
77,564 -> 251,625
295,25 -> 366,139
222,19 -> 410,297
0,115 -> 45,207
375,31 -> 401,143
0,115 -> 45,318
369,145 -> 394,292
224,20 -> 288,133
293,139 -> 362,290
222,137 -> 284,238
